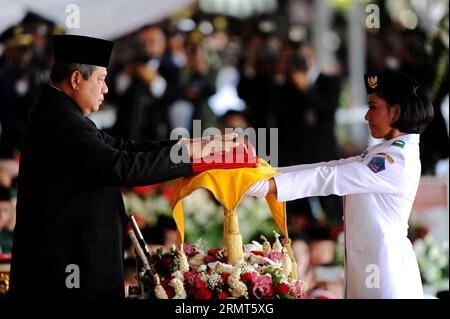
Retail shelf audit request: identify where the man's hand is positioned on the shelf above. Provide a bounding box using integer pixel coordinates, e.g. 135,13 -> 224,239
178,133 -> 239,160
178,134 -> 260,174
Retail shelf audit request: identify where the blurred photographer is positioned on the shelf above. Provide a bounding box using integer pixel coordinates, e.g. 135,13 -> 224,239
276,43 -> 343,224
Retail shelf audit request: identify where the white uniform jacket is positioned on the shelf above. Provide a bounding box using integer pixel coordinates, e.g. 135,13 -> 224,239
274,134 -> 424,298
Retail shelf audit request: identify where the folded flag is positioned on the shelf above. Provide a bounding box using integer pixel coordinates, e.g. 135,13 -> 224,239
191,144 -> 259,174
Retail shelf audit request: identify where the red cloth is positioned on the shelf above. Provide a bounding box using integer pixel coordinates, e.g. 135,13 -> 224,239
192,144 -> 259,174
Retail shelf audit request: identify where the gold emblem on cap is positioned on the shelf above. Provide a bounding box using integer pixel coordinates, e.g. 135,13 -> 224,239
367,76 -> 378,89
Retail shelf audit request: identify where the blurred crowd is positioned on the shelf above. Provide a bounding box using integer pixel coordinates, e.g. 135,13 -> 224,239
0,6 -> 448,299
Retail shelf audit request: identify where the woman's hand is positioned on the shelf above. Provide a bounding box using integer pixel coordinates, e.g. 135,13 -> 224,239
245,177 -> 277,197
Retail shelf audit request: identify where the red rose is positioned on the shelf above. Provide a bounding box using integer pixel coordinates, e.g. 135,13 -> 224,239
161,278 -> 175,299
184,271 -> 194,282
155,255 -> 174,275
293,281 -> 307,299
195,288 -> 212,299
241,272 -> 253,283
251,272 -> 260,284
217,291 -> 229,299
275,283 -> 290,295
183,244 -> 200,257
203,255 -> 215,264
155,255 -> 173,274
194,275 -> 207,289
220,272 -> 230,283
269,252 -> 284,261
418,226 -> 428,238
159,255 -> 173,269
252,274 -> 274,299
208,248 -> 221,256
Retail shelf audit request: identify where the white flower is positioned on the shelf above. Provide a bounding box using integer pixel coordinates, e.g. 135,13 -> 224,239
240,261 -> 257,274
154,274 -> 168,299
208,261 -> 233,273
435,253 -> 448,268
207,273 -> 222,289
248,254 -> 277,266
171,271 -> 187,299
281,248 -> 293,277
195,238 -> 208,252
272,231 -> 283,253
260,235 -> 272,254
424,264 -> 441,283
145,196 -> 170,215
184,189 -> 220,218
414,235 -> 449,285
178,244 -> 190,273
244,241 -> 263,253
429,246 -> 441,262
228,265 -> 248,298
188,253 -> 205,270
413,239 -> 427,257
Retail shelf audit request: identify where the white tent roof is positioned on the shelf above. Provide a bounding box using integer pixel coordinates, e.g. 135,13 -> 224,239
0,0 -> 194,40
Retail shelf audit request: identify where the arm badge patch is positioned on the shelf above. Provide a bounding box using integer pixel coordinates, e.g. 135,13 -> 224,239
368,156 -> 386,173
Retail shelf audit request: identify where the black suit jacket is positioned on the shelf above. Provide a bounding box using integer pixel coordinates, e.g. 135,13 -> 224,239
9,85 -> 192,298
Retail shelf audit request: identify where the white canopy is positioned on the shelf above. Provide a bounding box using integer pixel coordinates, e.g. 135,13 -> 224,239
0,0 -> 195,40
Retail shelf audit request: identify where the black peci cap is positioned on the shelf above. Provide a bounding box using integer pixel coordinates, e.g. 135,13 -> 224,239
52,34 -> 113,67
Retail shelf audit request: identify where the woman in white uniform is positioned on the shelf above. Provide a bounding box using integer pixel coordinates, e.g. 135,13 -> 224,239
247,72 -> 434,298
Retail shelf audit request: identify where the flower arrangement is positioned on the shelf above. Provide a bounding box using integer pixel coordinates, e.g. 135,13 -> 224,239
413,234 -> 449,287
407,223 -> 449,294
135,233 -> 308,299
122,185 -> 279,248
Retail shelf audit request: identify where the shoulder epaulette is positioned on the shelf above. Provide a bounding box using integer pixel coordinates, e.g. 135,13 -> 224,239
391,140 -> 405,149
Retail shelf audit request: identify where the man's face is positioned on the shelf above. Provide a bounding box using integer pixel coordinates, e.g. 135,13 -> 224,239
75,66 -> 108,116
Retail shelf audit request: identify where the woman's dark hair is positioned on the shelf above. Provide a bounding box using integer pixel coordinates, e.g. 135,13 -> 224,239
50,63 -> 97,83
375,73 -> 434,134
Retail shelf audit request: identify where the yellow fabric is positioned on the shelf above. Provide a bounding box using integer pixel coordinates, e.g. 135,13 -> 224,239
171,159 -> 288,244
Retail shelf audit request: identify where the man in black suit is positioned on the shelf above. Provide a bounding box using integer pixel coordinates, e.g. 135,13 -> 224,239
8,35 -> 244,298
